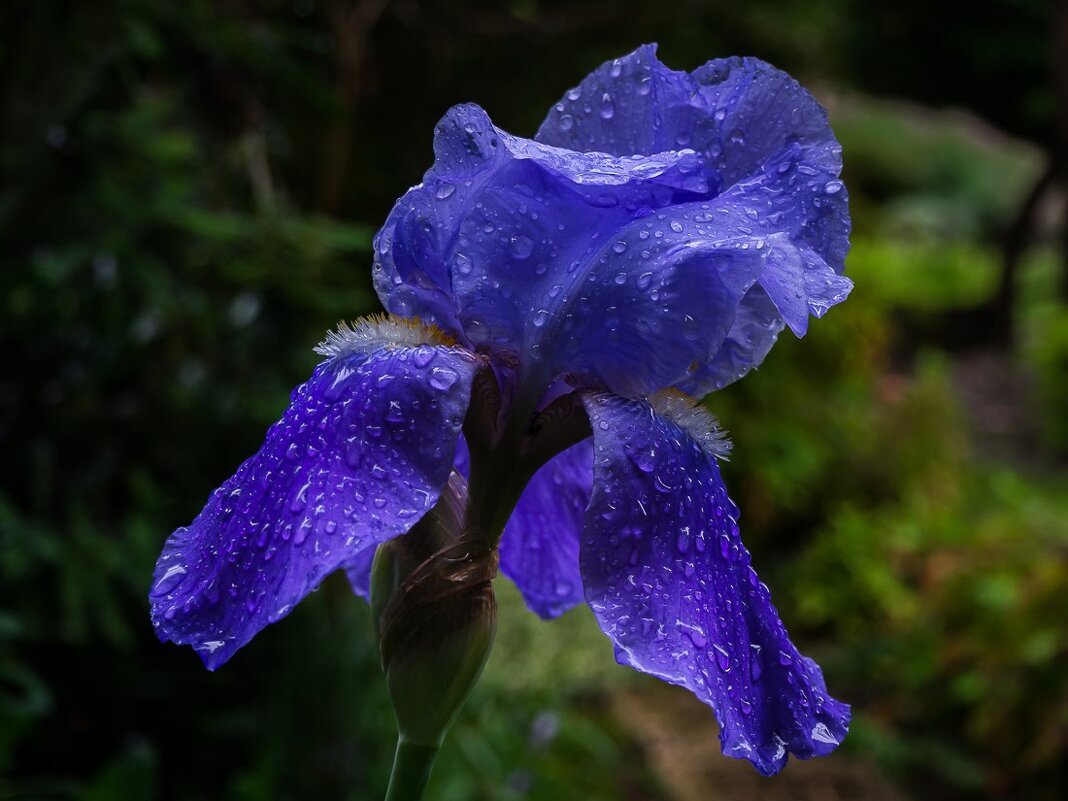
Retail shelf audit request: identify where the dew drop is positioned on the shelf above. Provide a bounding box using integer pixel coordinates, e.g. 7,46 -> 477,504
635,449 -> 656,473
509,235 -> 534,259
153,564 -> 187,596
599,93 -> 614,119
428,367 -> 459,390
385,402 -> 405,424
749,644 -> 763,681
676,528 -> 690,553
713,644 -> 731,671
412,346 -> 436,368
811,723 -> 840,746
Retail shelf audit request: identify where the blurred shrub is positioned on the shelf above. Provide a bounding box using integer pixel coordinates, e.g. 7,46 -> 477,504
1,3 -> 1065,801
833,98 -> 1039,239
712,267 -> 1067,798
1019,251 -> 1068,454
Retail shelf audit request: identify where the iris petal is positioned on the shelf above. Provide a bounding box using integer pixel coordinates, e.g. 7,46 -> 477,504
499,438 -> 593,618
375,103 -> 776,397
537,45 -> 851,389
149,340 -> 477,669
343,436 -> 471,600
578,391 -> 849,774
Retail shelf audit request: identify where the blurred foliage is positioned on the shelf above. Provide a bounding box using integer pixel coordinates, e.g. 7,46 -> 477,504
1,1 -> 1066,801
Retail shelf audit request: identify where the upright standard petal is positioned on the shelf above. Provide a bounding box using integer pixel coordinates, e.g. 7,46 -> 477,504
538,45 -> 851,389
498,438 -> 593,619
579,391 -> 849,774
150,322 -> 478,669
375,103 -> 776,397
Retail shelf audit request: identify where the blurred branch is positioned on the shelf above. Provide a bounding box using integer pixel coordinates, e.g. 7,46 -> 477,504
1055,0 -> 1068,300
243,130 -> 276,212
993,158 -> 1057,343
316,0 -> 391,215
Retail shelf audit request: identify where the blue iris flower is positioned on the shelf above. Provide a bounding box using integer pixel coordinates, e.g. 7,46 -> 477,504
150,44 -> 852,775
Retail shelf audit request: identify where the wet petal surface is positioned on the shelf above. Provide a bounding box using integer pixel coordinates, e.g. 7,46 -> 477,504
150,342 -> 477,668
499,438 -> 593,618
537,45 -> 851,389
373,104 -> 777,397
579,391 -> 849,774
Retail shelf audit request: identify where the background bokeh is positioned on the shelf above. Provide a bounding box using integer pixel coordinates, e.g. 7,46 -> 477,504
1,1 -> 1065,799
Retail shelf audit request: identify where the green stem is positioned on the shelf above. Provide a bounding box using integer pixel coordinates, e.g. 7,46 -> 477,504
384,738 -> 440,801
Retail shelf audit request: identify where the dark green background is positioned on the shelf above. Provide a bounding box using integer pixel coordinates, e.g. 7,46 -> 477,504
1,1 -> 1065,799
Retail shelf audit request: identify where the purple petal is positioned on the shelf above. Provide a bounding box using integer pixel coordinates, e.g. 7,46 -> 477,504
537,45 -> 851,389
537,44 -> 842,204
375,104 -> 773,397
149,341 -> 478,669
678,285 -> 784,394
342,435 -> 472,601
499,439 -> 593,618
340,546 -> 376,600
537,44 -> 707,161
579,391 -> 849,774
374,103 -> 713,344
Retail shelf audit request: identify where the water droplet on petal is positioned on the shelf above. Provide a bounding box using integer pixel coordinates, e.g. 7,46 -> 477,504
749,644 -> 763,681
713,644 -> 731,671
428,367 -> 458,390
811,723 -> 840,746
153,564 -> 187,596
509,235 -> 534,259
412,347 -> 436,368
599,93 -> 614,119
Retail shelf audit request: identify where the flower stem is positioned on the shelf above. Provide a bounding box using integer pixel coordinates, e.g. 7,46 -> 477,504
384,737 -> 439,801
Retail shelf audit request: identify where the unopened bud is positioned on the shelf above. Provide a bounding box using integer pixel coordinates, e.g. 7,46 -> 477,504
371,473 -> 498,748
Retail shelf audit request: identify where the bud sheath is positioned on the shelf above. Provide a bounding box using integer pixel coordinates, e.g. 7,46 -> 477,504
370,473 -> 498,800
